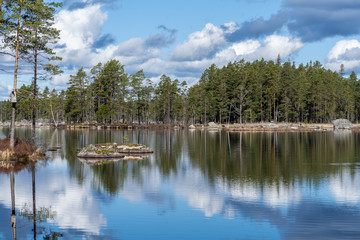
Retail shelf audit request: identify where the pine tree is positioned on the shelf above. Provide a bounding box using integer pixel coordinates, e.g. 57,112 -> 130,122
1,0 -> 61,146
91,60 -> 128,123
154,75 -> 179,123
1,0 -> 27,147
130,70 -> 146,124
65,67 -> 88,122
23,0 -> 61,139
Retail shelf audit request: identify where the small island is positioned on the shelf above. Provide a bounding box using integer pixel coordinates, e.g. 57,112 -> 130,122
0,138 -> 46,171
77,143 -> 153,159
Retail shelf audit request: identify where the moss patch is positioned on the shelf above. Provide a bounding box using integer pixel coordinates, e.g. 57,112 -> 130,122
119,143 -> 143,147
82,143 -> 146,154
94,148 -> 114,154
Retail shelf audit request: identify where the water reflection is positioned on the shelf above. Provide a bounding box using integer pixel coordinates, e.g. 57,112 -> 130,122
1,129 -> 360,239
329,168 -> 360,205
0,164 -> 63,239
10,171 -> 16,240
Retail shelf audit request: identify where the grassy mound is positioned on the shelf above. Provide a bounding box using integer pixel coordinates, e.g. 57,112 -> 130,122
0,138 -> 46,164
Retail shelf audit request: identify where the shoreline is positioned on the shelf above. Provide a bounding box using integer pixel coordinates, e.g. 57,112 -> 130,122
1,121 -> 359,132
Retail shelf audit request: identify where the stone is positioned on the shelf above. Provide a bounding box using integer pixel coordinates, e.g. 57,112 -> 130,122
266,123 -> 278,128
189,124 -> 196,129
332,119 -> 353,130
208,122 -> 218,127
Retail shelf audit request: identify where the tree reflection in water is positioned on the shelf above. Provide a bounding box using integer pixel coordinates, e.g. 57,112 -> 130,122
1,128 -> 360,239
186,131 -> 359,185
71,130 -> 360,197
1,162 -> 61,239
18,164 -> 58,239
10,171 -> 16,240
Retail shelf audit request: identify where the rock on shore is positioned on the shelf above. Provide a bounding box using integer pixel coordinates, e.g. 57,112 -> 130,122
332,119 -> 353,130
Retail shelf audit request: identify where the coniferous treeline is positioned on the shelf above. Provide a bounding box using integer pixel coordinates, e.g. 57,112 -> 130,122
190,59 -> 359,124
0,58 -> 358,124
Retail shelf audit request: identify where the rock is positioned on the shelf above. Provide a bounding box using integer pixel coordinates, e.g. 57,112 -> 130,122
208,122 -> 218,127
189,124 -> 196,129
332,119 -> 353,130
266,123 -> 278,128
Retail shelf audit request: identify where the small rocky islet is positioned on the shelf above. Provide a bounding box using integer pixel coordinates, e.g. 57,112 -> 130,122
77,143 -> 153,159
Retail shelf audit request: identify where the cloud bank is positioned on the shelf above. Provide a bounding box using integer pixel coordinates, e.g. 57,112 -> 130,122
52,3 -> 304,89
5,0 -> 360,95
228,0 -> 360,43
326,40 -> 360,72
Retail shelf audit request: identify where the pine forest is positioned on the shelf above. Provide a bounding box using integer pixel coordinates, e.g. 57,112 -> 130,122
0,58 -> 358,125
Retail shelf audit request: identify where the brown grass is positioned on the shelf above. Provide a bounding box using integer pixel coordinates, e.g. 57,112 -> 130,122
0,138 -> 35,153
0,138 -> 46,165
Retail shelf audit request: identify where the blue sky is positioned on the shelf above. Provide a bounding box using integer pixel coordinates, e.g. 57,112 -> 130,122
1,0 -> 360,98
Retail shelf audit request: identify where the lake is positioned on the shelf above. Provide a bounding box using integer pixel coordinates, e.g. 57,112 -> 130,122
1,128 -> 360,239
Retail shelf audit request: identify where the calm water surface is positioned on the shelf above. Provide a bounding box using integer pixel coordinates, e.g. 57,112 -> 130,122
1,128 -> 360,239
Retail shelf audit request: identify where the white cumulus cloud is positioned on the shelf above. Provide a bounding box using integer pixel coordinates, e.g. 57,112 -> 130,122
230,40 -> 261,56
0,79 -> 11,100
244,35 -> 304,61
51,5 -> 305,91
54,4 -> 107,67
326,39 -> 360,72
169,23 -> 229,61
55,4 -> 107,50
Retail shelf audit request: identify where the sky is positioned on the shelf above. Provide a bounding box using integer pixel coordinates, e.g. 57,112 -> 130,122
2,0 -> 360,98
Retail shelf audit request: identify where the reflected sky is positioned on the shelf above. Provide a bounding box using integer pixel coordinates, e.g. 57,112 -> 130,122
1,129 -> 360,239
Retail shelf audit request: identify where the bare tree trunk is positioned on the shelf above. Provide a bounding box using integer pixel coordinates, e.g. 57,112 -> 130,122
167,95 -> 170,124
32,30 -> 38,145
182,99 -> 186,126
273,92 -> 276,122
204,99 -> 207,125
239,104 -> 243,125
10,99 -> 16,147
50,104 -> 58,127
109,83 -> 113,124
10,6 -> 21,149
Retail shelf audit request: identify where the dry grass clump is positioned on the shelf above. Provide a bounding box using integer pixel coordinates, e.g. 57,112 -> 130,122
0,150 -> 13,160
0,138 -> 46,164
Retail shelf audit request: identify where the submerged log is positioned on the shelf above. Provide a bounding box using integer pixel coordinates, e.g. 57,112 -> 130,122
77,143 -> 153,159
